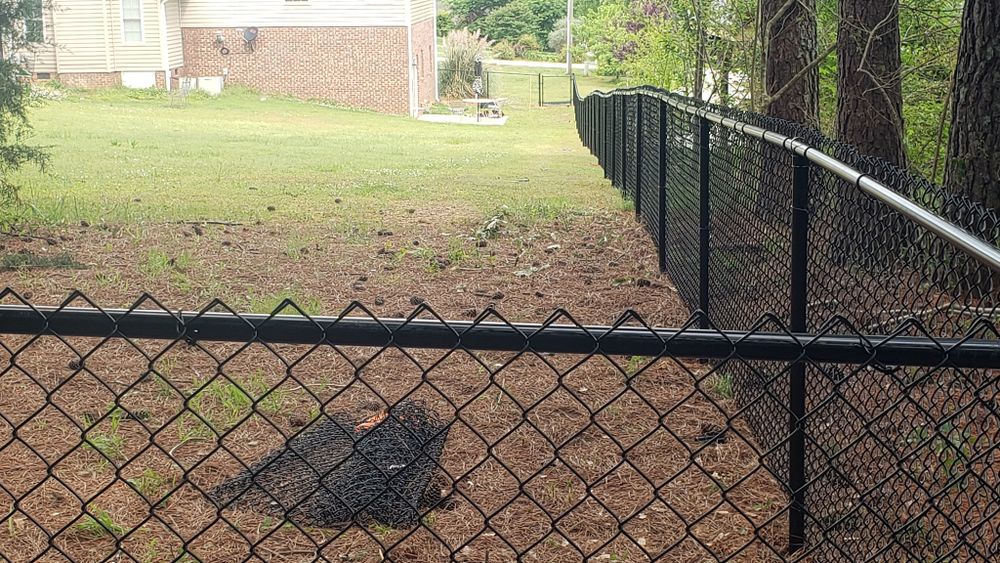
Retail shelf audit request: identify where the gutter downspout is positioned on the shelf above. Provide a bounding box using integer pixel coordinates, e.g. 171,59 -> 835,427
102,0 -> 113,73
405,0 -> 417,117
432,1 -> 439,101
159,0 -> 170,91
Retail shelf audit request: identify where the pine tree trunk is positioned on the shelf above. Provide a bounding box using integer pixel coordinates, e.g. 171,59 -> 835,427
945,0 -> 1000,209
693,0 -> 706,100
836,0 -> 906,167
833,0 -> 907,269
761,0 -> 818,126
757,0 -> 818,221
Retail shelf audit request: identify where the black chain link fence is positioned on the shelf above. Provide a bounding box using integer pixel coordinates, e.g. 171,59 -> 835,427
1,83 -> 1000,562
574,84 -> 1000,561
2,293 -> 999,562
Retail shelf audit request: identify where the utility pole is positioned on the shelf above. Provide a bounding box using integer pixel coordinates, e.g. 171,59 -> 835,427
566,0 -> 574,75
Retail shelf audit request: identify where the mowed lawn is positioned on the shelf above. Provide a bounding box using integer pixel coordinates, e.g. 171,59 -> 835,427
12,87 -> 615,227
0,84 -> 687,328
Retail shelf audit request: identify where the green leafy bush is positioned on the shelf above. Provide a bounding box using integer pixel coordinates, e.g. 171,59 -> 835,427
514,34 -> 543,57
492,40 -> 516,60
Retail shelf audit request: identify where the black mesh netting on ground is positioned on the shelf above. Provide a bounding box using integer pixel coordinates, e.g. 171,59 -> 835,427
209,400 -> 451,528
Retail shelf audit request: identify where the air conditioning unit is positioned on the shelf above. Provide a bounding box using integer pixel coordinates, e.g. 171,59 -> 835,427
197,76 -> 224,96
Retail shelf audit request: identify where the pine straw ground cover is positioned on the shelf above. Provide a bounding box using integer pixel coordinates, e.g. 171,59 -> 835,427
0,210 -> 788,562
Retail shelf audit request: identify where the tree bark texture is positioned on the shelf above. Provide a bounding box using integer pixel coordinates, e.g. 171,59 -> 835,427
694,0 -> 706,100
836,0 -> 906,167
945,0 -> 1000,209
761,0 -> 819,126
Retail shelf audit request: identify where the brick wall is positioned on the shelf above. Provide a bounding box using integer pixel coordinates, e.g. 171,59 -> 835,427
181,26 -> 411,114
411,18 -> 437,109
57,73 -> 121,89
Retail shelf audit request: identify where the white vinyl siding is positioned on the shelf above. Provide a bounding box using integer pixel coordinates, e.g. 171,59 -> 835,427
121,0 -> 143,42
165,0 -> 183,67
409,0 -> 434,23
50,0 -> 111,73
110,0 -> 164,71
180,0 -> 409,27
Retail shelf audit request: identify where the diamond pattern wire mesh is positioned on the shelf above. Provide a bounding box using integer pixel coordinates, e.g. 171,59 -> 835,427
573,86 -> 1000,561
0,291 -> 804,563
638,96 -> 661,241
2,291 -> 1000,562
624,96 -> 638,202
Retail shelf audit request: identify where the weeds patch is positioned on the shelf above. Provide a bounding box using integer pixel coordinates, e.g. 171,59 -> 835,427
246,289 -> 324,316
83,408 -> 127,461
72,506 -> 126,539
0,251 -> 81,271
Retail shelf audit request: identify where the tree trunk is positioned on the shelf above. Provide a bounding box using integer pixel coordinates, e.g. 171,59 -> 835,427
836,0 -> 906,167
757,0 -> 818,221
693,0 -> 706,100
945,0 -> 1000,209
761,0 -> 819,126
833,0 -> 907,270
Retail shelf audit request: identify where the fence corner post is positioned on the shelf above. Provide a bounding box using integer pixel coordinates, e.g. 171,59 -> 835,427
698,115 -> 711,329
788,152 -> 811,554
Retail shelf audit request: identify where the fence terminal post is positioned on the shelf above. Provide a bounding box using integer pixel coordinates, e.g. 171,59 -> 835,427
788,153 -> 810,553
698,116 -> 711,328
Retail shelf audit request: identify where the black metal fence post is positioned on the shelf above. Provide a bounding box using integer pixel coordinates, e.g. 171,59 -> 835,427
604,96 -> 618,186
618,92 -> 628,189
658,98 -> 668,272
635,94 -> 643,219
538,74 -> 543,106
788,153 -> 810,554
698,115 -> 711,328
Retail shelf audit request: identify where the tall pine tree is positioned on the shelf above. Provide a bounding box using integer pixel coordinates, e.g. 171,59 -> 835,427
836,0 -> 906,167
761,0 -> 819,126
945,0 -> 1000,207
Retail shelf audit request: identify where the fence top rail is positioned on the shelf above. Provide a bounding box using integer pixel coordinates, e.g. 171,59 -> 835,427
1,304 -> 999,368
575,84 -> 1000,275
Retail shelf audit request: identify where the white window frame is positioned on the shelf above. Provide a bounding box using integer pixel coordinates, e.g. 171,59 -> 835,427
121,0 -> 145,44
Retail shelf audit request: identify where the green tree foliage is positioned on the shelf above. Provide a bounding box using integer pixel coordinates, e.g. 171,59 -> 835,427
437,10 -> 456,36
0,0 -> 49,219
457,0 -> 566,44
449,0 -> 508,24
578,0 -> 962,181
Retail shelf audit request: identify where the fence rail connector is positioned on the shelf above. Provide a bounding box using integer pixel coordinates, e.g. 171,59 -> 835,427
788,153 -> 811,553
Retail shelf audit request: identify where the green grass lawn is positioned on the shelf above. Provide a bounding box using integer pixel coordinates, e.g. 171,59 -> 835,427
10,86 -> 615,228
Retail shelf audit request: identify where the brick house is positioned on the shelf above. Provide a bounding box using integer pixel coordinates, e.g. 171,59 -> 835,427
22,0 -> 438,115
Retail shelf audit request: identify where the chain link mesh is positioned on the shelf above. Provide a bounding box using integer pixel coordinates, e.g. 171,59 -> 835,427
574,85 -> 1000,562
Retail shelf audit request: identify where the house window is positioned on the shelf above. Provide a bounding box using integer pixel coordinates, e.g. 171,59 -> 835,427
25,0 -> 44,43
122,0 -> 143,43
